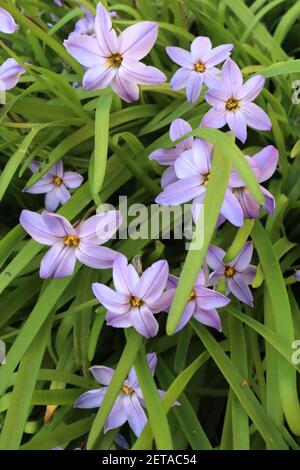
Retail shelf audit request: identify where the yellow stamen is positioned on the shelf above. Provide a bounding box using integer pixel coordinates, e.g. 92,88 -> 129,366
225,266 -> 235,277
54,176 -> 63,186
130,296 -> 143,307
194,62 -> 206,73
108,53 -> 123,68
225,98 -> 240,111
64,235 -> 79,247
203,174 -> 210,186
188,290 -> 196,301
122,385 -> 133,395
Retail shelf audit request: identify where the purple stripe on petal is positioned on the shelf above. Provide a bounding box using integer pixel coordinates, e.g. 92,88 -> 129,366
149,148 -> 181,166
169,118 -> 192,145
106,310 -> 133,328
45,189 -> 60,212
23,178 -> 54,195
20,210 -> 60,246
226,110 -> 247,143
89,366 -> 114,385
113,254 -> 139,295
130,305 -> 159,338
120,59 -> 166,85
92,282 -> 130,313
167,274 -> 179,289
175,300 -> 196,332
205,87 -> 229,108
240,265 -> 256,285
94,3 -> 118,56
234,188 -> 260,219
206,245 -> 225,270
77,210 -> 122,245
64,35 -> 104,68
190,36 -> 212,62
170,67 -> 191,91
238,75 -> 265,104
242,102 -> 272,131
111,73 -> 139,102
261,186 -> 275,214
0,58 -> 24,90
221,58 -> 243,97
155,176 -> 204,205
227,275 -> 254,306
40,243 -> 76,279
201,107 -> 227,129
186,71 -> 203,103
56,184 -> 71,206
74,388 -> 106,409
83,63 -> 116,91
42,212 -> 76,237
195,287 -> 230,309
161,166 -> 177,189
76,244 -> 118,269
147,288 -> 175,313
119,22 -> 158,60
63,171 -> 84,189
252,145 -> 279,183
204,44 -> 233,68
126,394 -> 147,436
104,395 -> 128,433
193,307 -> 222,331
220,189 -> 244,227
0,7 -> 17,34
134,260 -> 169,302
166,46 -> 194,69
231,241 -> 253,271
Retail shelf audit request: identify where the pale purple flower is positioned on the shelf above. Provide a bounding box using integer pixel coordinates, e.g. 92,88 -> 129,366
167,36 -> 232,103
149,118 -> 193,188
92,254 -> 174,338
0,58 -> 25,92
206,242 -> 256,307
167,268 -> 230,332
0,7 -> 17,34
295,271 -> 300,282
23,160 -> 83,212
201,58 -> 272,143
75,353 -> 165,436
19,210 -> 122,278
155,137 -> 244,227
229,145 -> 279,219
72,6 -> 95,37
64,2 -> 166,102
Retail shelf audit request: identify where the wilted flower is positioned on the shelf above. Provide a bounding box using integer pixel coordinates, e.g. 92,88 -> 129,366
229,145 -> 279,218
155,137 -> 243,226
64,2 -> 166,102
149,118 -> 193,188
19,210 -> 122,278
0,58 -> 24,93
75,353 -> 167,436
201,58 -> 272,143
92,254 -> 174,338
167,36 -> 232,103
0,7 -> 17,33
167,268 -> 230,332
23,160 -> 83,212
206,242 -> 256,306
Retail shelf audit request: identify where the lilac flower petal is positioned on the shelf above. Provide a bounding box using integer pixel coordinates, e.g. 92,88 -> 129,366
161,166 -> 177,189
64,35 -> 104,68
186,71 -> 204,103
195,287 -> 230,309
194,269 -> 208,288
242,102 -> 272,131
203,67 -> 221,88
205,44 -> 233,67
106,310 -> 133,328
29,160 -> 40,173
170,67 -> 191,90
193,307 -> 222,331
42,212 -> 76,237
134,260 -> 168,302
238,74 -> 265,104
76,244 -> 119,269
166,46 -> 194,69
260,186 -> 275,214
74,388 -> 106,409
20,210 -> 60,246
169,118 -> 193,147
111,73 -> 139,102
206,245 -> 226,269
166,274 -> 179,290
234,188 -> 260,219
48,160 -> 64,178
94,3 -> 118,56
0,58 -> 24,90
126,394 -> 147,436
201,107 -> 227,129
83,63 -> 116,90
40,243 -> 76,278
104,395 -> 128,433
149,147 -> 181,165
56,184 -> 71,206
226,110 -> 247,143
296,271 -> 300,282
240,265 -> 256,285
127,352 -> 157,388
147,288 -> 175,313
207,267 -> 225,286
23,177 -> 54,195
0,7 -> 17,34
231,241 -> 253,271
192,138 -> 213,175
229,156 -> 259,188
190,36 -> 212,61
130,305 -> 159,338
228,274 -> 254,306
113,254 -> 139,295
192,193 -> 205,224
120,59 -> 166,85
174,149 -> 202,178
63,171 -> 83,188
89,366 -> 114,385
252,145 -> 279,182
146,352 -> 157,376
221,58 -> 243,96
77,210 -> 122,245
45,189 -> 60,212
205,87 -> 229,108
220,189 -> 244,226
176,300 -> 196,332
155,177 -> 205,205
119,22 -> 158,60
92,282 -> 130,313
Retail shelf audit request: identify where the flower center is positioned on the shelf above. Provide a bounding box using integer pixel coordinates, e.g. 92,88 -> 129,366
54,176 -> 63,186
225,266 -> 236,277
188,289 -> 196,301
203,174 -> 210,186
64,235 -> 79,247
194,62 -> 206,73
130,296 -> 143,307
109,53 -> 123,68
226,98 -> 240,111
122,385 -> 133,395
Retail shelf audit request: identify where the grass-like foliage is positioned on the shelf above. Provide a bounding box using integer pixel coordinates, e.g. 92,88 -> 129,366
0,0 -> 300,451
